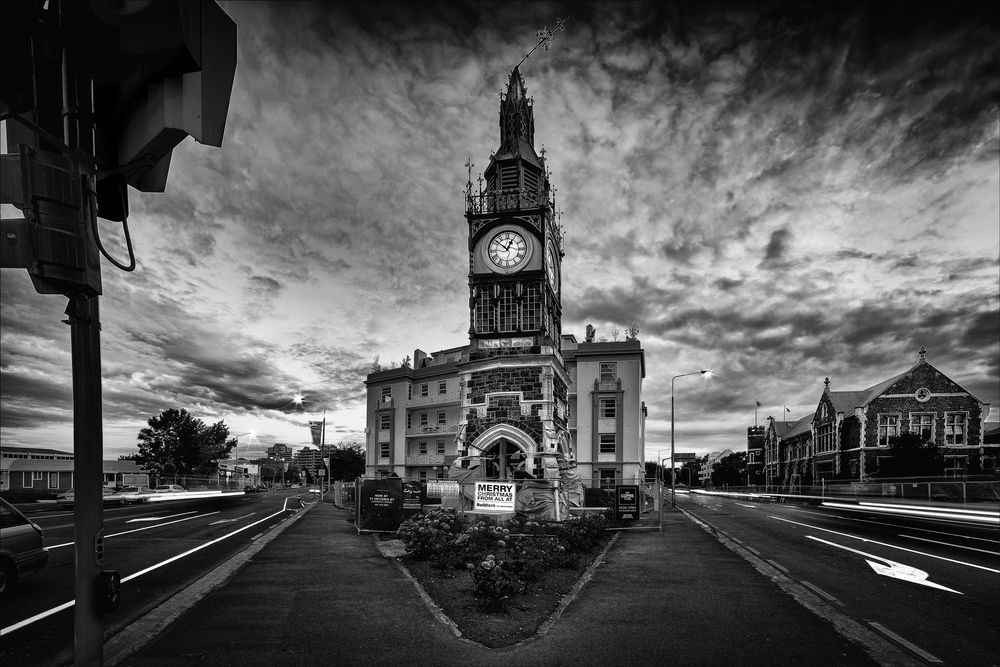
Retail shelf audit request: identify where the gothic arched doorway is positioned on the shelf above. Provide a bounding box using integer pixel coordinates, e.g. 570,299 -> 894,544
469,424 -> 536,480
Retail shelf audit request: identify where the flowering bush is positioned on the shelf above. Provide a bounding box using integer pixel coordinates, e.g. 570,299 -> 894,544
470,554 -> 522,611
504,534 -> 567,582
462,521 -> 511,560
395,507 -> 469,570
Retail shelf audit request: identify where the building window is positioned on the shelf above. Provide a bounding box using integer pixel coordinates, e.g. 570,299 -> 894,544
599,469 -> 617,489
48,472 -> 58,489
380,386 -> 391,400
816,424 -> 835,453
498,284 -> 517,333
419,471 -> 427,481
475,286 -> 494,333
437,411 -> 447,425
408,385 -> 412,400
599,398 -> 616,419
379,414 -> 391,431
438,381 -> 447,395
599,433 -> 616,454
599,363 -> 616,384
419,441 -> 427,455
944,413 -> 967,445
419,413 -> 428,427
437,441 -> 446,454
877,414 -> 899,446
420,384 -> 428,397
436,467 -> 446,479
944,455 -> 968,477
521,283 -> 540,330
909,413 -> 934,442
406,413 -> 412,428
379,442 -> 390,459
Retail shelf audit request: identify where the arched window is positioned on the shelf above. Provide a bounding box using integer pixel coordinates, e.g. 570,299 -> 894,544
498,284 -> 518,333
521,283 -> 540,330
474,286 -> 494,333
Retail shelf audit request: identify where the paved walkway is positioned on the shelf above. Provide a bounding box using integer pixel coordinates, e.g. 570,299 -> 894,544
108,500 -> 896,666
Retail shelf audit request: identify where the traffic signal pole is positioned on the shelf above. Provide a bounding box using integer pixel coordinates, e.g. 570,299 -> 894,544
67,293 -> 106,666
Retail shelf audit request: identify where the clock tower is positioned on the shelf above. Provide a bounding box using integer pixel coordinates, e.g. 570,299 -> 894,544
465,67 -> 563,355
457,67 -> 570,477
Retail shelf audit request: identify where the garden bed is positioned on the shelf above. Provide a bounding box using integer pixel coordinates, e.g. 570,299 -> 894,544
389,508 -> 612,648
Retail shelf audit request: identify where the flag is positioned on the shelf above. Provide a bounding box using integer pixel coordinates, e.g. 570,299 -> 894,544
309,421 -> 323,446
785,406 -> 792,413
755,401 -> 762,408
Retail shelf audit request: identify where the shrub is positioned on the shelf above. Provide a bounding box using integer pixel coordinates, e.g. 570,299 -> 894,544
470,555 -> 522,611
396,507 -> 469,570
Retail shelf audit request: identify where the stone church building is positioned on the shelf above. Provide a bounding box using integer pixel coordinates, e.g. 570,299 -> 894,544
363,68 -> 646,488
763,347 -> 994,484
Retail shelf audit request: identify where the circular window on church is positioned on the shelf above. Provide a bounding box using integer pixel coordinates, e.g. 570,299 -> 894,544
914,387 -> 931,402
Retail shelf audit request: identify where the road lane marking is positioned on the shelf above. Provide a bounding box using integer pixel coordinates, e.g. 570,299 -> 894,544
208,513 -> 256,526
737,503 -> 757,508
126,511 -> 198,523
769,515 -> 1000,574
899,534 -> 1000,555
0,506 -> 295,637
744,545 -> 762,557
765,559 -> 789,573
867,621 -> 943,664
800,580 -> 843,605
807,536 -> 963,595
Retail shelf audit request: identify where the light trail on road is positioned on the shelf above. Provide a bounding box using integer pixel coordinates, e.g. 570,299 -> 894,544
0,506 -> 294,637
44,512 -> 221,550
822,501 -> 998,524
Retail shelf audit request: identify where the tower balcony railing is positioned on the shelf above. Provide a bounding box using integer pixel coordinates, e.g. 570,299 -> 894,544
466,187 -> 552,215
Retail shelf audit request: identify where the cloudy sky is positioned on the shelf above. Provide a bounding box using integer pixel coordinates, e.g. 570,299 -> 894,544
1,1 -> 997,463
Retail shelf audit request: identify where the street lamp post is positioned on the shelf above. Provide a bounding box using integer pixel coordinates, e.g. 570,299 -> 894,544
232,432 -> 254,488
670,370 -> 710,510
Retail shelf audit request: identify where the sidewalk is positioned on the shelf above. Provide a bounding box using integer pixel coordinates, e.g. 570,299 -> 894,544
109,500 -> 886,666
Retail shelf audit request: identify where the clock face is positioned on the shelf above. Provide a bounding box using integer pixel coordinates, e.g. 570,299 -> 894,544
488,230 -> 528,269
546,244 -> 559,294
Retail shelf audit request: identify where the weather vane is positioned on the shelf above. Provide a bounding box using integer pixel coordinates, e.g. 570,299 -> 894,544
514,17 -> 567,70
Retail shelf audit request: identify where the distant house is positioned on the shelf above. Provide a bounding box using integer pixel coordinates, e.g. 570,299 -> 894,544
762,347 -> 993,483
699,449 -> 733,486
0,446 -> 148,497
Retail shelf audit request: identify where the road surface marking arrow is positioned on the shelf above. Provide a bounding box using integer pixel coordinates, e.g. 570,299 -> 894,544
807,535 -> 963,594
209,513 -> 256,525
126,511 -> 197,523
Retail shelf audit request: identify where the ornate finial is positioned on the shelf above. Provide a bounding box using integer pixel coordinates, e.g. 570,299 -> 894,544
514,17 -> 568,70
918,346 -> 927,362
824,377 -> 830,388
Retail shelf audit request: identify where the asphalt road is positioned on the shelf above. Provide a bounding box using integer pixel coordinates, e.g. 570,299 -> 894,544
676,491 -> 1000,666
0,488 -> 315,667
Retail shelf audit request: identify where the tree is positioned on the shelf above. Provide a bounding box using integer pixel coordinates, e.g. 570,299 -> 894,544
585,324 -> 595,343
135,408 -> 236,478
625,322 -> 640,341
711,452 -> 748,486
327,442 -> 365,481
876,431 -> 943,478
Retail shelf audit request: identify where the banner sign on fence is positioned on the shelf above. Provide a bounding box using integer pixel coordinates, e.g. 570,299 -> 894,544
616,484 -> 639,521
473,481 -> 516,512
402,480 -> 422,511
358,478 -> 403,532
426,479 -> 460,499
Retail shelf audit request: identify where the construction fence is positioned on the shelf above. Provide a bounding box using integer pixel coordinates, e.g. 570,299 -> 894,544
353,476 -> 659,533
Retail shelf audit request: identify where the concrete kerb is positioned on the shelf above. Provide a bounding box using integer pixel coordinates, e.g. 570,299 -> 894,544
103,497 -> 319,666
674,505 -> 923,667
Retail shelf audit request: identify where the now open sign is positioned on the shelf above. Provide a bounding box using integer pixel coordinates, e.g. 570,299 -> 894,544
616,484 -> 639,521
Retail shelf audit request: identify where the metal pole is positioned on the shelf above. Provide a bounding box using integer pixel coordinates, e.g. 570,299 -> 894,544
670,385 -> 675,509
68,294 -> 104,666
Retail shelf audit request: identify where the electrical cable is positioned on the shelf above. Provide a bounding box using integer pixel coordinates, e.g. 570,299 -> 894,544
88,182 -> 136,272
